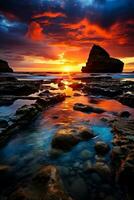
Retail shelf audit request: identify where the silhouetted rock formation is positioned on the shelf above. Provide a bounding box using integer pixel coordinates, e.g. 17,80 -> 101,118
0,59 -> 13,72
82,45 -> 124,73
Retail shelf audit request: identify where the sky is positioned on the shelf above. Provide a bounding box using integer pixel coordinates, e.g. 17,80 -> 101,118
0,0 -> 134,72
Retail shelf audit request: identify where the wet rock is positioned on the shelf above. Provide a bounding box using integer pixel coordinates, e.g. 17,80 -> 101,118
0,165 -> 10,176
0,76 -> 17,82
87,86 -> 122,97
73,103 -> 105,113
90,172 -> 102,184
33,165 -> 72,200
119,111 -> 131,118
0,59 -> 13,72
80,149 -> 93,159
100,184 -> 113,195
33,165 -> 57,184
100,117 -> 109,122
78,126 -> 95,140
89,97 -> 100,104
95,141 -> 110,155
118,152 -> 134,198
69,176 -> 88,200
111,146 -> 123,164
49,148 -> 63,158
73,92 -> 82,96
69,82 -> 84,90
83,160 -> 92,171
82,44 -> 124,73
52,129 -> 80,151
73,162 -> 81,168
52,115 -> 59,119
0,96 -> 16,106
0,165 -> 11,187
104,195 -> 116,200
0,119 -> 8,128
39,90 -> 51,96
95,155 -> 106,162
37,93 -> 66,107
93,162 -> 112,181
60,166 -> 70,176
118,93 -> 134,108
58,82 -> 65,89
9,187 -> 31,200
10,165 -> 72,200
0,93 -> 66,147
52,126 -> 94,151
0,80 -> 41,96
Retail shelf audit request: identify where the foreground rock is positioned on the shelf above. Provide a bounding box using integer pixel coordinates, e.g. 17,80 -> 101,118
118,93 -> 134,108
0,59 -> 13,73
95,141 -> 110,155
82,45 -> 124,73
118,152 -> 134,198
73,103 -> 105,113
0,79 -> 42,96
9,165 -> 73,200
110,118 -> 134,199
52,126 -> 95,151
0,93 -> 66,146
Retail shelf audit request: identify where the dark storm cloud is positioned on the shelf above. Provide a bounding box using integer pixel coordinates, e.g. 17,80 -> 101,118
0,0 -> 133,67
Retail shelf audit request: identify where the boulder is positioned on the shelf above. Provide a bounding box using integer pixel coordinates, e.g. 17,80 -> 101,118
0,119 -> 8,128
0,59 -> 13,73
82,45 -> 124,73
68,176 -> 88,200
119,111 -> 131,118
118,152 -> 134,199
92,162 -> 112,181
95,141 -> 110,155
52,126 -> 94,151
10,165 -> 73,200
73,103 -> 105,113
80,149 -> 93,159
118,93 -> 134,108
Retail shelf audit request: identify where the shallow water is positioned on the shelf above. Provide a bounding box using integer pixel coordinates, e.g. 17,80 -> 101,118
0,76 -> 133,177
0,99 -> 35,120
0,73 -> 134,199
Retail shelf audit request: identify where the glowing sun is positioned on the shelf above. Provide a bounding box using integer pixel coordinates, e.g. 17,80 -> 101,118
63,66 -> 72,72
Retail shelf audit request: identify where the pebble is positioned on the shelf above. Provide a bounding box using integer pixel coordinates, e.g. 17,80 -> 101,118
80,149 -> 93,159
90,172 -> 102,184
83,160 -> 92,171
69,176 -> 89,200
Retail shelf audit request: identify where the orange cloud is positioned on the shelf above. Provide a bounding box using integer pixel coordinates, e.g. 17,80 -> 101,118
26,22 -> 44,41
33,11 -> 66,19
62,18 -> 112,40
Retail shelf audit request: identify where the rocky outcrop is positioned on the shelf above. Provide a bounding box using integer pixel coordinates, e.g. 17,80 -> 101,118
0,93 -> 66,146
73,103 -> 105,113
9,165 -> 73,200
110,119 -> 134,199
52,126 -> 95,151
0,59 -> 13,73
82,45 -> 124,73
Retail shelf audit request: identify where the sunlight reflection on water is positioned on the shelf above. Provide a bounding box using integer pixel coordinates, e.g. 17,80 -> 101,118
0,72 -> 134,183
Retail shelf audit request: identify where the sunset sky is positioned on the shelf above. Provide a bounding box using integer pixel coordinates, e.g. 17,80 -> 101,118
0,0 -> 134,72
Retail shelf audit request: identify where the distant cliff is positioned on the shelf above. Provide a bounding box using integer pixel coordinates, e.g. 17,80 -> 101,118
0,59 -> 13,73
82,45 -> 124,73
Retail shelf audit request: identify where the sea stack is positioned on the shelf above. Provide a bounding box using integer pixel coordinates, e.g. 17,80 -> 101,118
0,59 -> 13,73
82,45 -> 124,73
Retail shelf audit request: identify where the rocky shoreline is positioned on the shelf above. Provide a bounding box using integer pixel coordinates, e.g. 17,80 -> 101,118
0,73 -> 134,200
